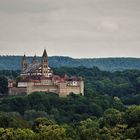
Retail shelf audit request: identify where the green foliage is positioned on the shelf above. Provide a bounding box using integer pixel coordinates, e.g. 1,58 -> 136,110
0,76 -> 8,95
0,68 -> 140,139
14,128 -> 35,140
125,127 -> 137,139
24,110 -> 48,121
99,124 -> 127,140
112,97 -> 125,111
33,118 -> 71,140
0,112 -> 28,128
101,108 -> 123,127
77,118 -> 100,140
8,112 -> 29,128
38,125 -> 71,140
124,105 -> 140,127
0,128 -> 15,140
33,117 -> 55,132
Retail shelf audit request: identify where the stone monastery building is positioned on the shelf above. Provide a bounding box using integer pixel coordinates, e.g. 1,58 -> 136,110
8,50 -> 84,97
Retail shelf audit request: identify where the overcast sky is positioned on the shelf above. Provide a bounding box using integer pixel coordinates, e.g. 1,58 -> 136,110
0,0 -> 140,58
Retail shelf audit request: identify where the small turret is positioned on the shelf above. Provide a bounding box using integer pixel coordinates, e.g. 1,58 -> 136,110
32,54 -> 37,64
21,54 -> 28,72
42,49 -> 48,77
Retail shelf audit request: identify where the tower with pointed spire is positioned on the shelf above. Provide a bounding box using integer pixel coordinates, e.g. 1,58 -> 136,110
42,49 -> 48,77
21,54 -> 28,72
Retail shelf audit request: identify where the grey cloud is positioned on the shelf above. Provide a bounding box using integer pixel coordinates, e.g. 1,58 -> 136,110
0,0 -> 140,58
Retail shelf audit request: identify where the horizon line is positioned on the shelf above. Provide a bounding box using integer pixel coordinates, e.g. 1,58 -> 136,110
0,54 -> 140,59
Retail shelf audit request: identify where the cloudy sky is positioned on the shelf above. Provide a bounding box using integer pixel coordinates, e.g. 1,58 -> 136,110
0,0 -> 140,58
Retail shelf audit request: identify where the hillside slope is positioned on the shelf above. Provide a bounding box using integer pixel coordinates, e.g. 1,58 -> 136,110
0,56 -> 140,71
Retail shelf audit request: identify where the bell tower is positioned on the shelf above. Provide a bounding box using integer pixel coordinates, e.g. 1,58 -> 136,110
42,49 -> 48,77
21,54 -> 28,72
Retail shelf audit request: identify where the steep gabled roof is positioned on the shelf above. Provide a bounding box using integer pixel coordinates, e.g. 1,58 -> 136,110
23,63 -> 41,73
42,49 -> 48,58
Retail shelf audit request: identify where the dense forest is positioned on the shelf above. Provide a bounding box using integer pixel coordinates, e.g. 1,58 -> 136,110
0,67 -> 140,139
0,55 -> 140,71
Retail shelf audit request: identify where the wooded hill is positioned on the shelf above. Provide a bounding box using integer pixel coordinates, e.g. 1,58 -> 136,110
0,67 -> 140,139
0,56 -> 140,71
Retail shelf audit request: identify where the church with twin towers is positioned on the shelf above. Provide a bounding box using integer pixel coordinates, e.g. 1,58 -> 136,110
8,49 -> 84,97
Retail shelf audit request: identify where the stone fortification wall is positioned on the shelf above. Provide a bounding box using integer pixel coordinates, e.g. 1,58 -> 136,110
8,81 -> 84,97
58,81 -> 84,97
26,84 -> 59,95
9,87 -> 27,96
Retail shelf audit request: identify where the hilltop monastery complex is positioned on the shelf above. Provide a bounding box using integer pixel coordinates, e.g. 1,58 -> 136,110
8,50 -> 84,97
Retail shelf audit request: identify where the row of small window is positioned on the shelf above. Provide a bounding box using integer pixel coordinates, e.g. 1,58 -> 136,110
43,65 -> 48,68
43,60 -> 48,63
43,71 -> 48,73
